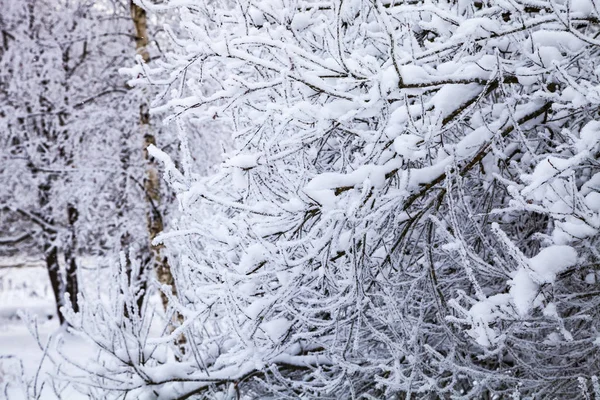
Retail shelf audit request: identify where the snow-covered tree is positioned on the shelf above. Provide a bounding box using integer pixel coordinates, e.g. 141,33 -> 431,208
0,0 -> 153,324
51,0 -> 600,397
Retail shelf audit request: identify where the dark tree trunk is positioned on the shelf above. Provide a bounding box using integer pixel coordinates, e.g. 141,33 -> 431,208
64,202 -> 80,315
38,176 -> 68,324
44,243 -> 64,324
64,251 -> 79,315
42,203 -> 81,325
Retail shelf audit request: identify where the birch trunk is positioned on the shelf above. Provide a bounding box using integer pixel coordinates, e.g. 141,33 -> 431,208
130,1 -> 177,310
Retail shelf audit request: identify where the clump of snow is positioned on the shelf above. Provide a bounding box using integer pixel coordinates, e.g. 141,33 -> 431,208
238,243 -> 270,274
515,66 -> 539,86
529,245 -> 578,283
510,245 -> 577,316
225,153 -> 261,169
557,217 -> 598,241
542,302 -> 558,318
533,46 -> 564,66
509,268 -> 539,317
585,272 -> 598,284
521,154 -> 588,201
303,159 -> 403,207
531,31 -> 586,53
399,64 -> 430,85
467,245 -> 578,344
291,12 -> 311,31
577,120 -> 600,153
394,134 -> 426,161
584,192 -> 600,212
431,83 -> 481,121
561,86 -> 589,108
522,157 -> 570,188
262,318 -> 292,341
544,332 -> 562,345
467,293 -> 511,347
572,0 -> 596,14
379,65 -> 399,94
454,17 -> 501,40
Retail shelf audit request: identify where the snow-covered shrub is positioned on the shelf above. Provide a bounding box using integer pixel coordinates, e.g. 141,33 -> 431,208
59,0 -> 600,398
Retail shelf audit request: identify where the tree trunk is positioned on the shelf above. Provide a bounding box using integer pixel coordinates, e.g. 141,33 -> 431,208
42,203 -> 81,325
38,178 -> 79,325
37,183 -> 80,325
64,202 -> 80,315
44,243 -> 64,324
130,1 -> 177,310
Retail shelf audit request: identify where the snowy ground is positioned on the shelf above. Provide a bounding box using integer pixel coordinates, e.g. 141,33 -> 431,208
0,258 -> 110,399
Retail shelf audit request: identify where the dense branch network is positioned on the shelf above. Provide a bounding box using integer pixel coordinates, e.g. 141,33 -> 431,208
38,0 -> 600,398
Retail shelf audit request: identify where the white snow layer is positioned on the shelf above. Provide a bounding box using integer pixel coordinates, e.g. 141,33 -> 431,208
467,245 -> 577,346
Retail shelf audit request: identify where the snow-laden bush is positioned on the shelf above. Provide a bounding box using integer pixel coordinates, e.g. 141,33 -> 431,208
58,0 -> 600,398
